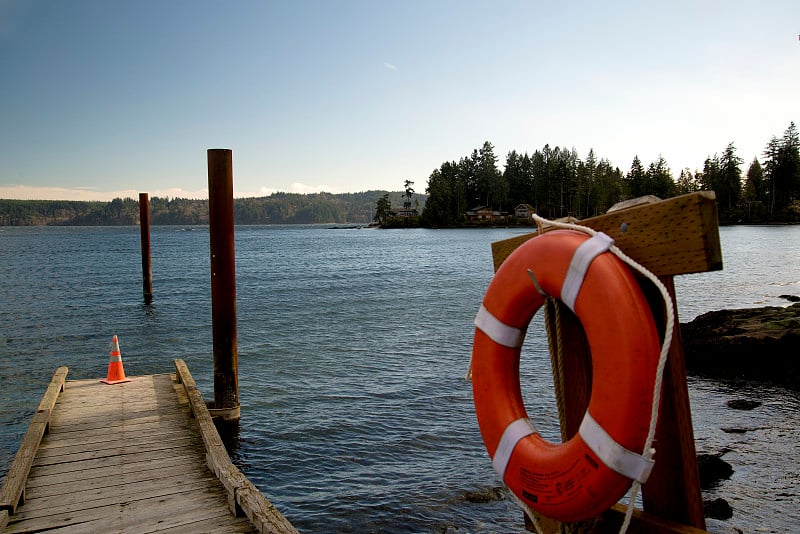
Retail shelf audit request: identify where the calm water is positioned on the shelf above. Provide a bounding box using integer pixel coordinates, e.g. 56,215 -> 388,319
0,224 -> 798,533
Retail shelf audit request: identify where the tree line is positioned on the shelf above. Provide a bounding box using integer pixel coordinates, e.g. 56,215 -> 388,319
0,191 -> 420,226
419,122 -> 800,226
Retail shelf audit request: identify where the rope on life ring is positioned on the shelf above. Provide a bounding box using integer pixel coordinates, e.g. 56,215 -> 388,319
470,222 -> 674,529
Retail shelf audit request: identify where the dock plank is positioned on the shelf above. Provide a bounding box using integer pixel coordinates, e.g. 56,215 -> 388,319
2,369 -> 295,533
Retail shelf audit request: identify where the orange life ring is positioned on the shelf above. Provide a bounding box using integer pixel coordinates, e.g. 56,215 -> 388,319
471,229 -> 661,522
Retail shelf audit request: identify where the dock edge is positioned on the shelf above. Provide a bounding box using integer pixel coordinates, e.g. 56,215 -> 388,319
173,359 -> 298,534
0,366 -> 69,516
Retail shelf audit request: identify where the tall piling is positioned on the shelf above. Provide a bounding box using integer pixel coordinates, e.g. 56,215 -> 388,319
207,149 -> 240,422
139,193 -> 153,304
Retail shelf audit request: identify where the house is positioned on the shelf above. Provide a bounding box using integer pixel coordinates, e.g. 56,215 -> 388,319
515,204 -> 535,219
391,207 -> 418,218
466,205 -> 494,221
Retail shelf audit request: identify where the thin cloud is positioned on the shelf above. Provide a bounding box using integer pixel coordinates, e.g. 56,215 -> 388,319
0,184 -> 208,201
383,62 -> 398,71
0,183 -> 353,201
289,182 -> 341,194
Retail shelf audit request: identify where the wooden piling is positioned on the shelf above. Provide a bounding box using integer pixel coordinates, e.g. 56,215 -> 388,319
139,192 -> 153,304
207,149 -> 240,422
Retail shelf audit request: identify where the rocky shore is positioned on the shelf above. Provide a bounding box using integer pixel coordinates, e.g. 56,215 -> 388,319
680,300 -> 799,524
681,300 -> 800,390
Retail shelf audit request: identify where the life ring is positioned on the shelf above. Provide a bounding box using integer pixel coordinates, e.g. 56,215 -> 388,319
471,229 -> 661,522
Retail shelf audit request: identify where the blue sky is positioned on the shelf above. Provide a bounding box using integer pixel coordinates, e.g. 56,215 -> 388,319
1,0 -> 798,200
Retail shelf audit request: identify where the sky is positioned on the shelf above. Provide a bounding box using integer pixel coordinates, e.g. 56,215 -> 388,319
1,1 -> 798,201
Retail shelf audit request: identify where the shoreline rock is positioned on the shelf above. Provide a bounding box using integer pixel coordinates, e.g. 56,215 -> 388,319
680,302 -> 800,390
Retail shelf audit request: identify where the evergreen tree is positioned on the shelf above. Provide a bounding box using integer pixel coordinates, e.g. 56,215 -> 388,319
774,122 -> 800,211
421,167 -> 452,226
564,147 -> 581,216
593,159 -> 623,214
577,149 -> 597,218
700,155 -> 720,194
374,193 -> 392,225
743,158 -> 764,203
530,148 -> 550,216
421,161 -> 465,226
403,180 -> 415,210
477,141 -> 503,207
718,142 -> 743,211
743,158 -> 766,220
626,156 -> 647,198
504,150 -> 527,208
462,152 -> 480,207
519,153 -> 534,207
763,135 -> 782,214
676,168 -> 699,195
646,155 -> 676,199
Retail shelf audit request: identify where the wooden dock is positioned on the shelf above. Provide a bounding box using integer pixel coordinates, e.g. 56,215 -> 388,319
0,361 -> 297,534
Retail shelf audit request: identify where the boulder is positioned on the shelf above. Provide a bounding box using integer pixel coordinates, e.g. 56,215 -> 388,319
703,497 -> 733,520
463,487 -> 505,503
680,302 -> 800,390
697,453 -> 733,489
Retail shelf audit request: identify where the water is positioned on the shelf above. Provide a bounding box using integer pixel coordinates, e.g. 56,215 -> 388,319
1,224 -> 798,533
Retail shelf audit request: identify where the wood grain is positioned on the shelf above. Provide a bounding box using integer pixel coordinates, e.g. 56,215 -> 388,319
491,192 -> 721,275
0,366 -> 68,514
1,367 -> 294,533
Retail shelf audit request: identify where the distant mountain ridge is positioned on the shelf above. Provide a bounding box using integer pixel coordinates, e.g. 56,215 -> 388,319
0,191 -> 426,226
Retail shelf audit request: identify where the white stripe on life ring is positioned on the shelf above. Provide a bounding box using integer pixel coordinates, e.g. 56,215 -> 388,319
492,418 -> 537,481
579,412 -> 654,484
560,232 -> 614,311
474,305 -> 525,348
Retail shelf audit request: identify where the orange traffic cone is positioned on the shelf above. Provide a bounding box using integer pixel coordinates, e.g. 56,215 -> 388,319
101,335 -> 132,384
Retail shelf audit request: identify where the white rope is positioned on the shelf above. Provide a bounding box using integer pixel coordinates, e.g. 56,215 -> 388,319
530,214 -> 674,534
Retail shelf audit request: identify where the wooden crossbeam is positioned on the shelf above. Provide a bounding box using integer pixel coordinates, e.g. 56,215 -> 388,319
491,191 -> 722,275
489,192 -> 720,533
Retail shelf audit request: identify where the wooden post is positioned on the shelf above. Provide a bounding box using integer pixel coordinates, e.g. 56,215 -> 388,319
207,149 -> 240,422
640,277 -> 706,525
139,193 -> 153,304
491,192 -> 720,532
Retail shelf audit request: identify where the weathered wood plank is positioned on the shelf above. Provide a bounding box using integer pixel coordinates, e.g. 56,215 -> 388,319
27,444 -> 206,478
33,433 -> 199,465
31,512 -> 255,534
491,192 -> 722,275
5,488 -> 241,533
158,517 -> 257,533
45,414 -> 193,438
10,475 -> 220,519
24,453 -> 206,493
174,359 -> 298,534
0,367 -> 68,514
16,472 -> 218,515
36,424 -> 194,452
3,368 -> 289,533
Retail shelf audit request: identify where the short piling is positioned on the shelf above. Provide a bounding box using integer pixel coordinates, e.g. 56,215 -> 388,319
207,149 -> 240,422
139,192 -> 153,304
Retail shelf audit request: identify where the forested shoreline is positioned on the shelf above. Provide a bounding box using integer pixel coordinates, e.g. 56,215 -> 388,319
419,122 -> 800,226
0,191 -> 418,226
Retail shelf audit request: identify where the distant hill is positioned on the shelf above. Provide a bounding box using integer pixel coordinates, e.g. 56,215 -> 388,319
0,191 -> 426,226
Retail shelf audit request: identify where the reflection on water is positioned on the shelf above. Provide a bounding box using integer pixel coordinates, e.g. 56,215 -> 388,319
676,225 -> 800,321
689,377 -> 800,533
